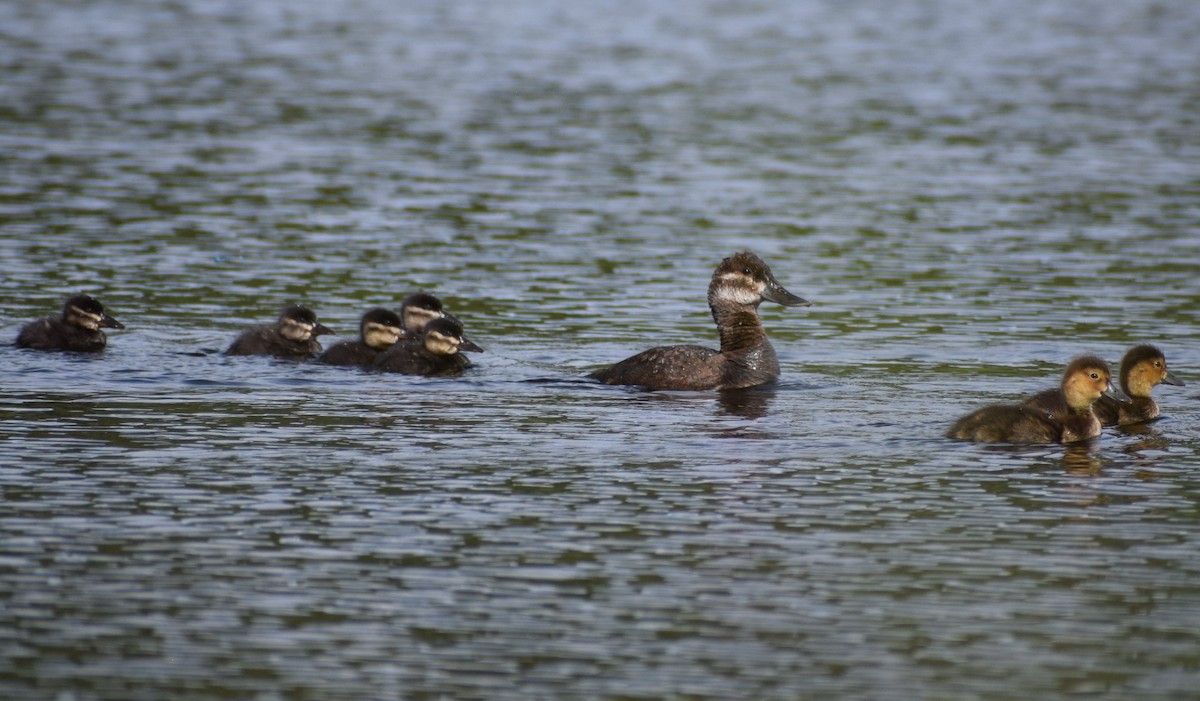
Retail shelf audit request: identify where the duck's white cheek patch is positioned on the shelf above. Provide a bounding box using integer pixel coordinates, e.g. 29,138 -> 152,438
714,284 -> 759,305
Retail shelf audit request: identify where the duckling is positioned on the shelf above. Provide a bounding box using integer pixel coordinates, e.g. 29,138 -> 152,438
316,308 -> 404,366
225,305 -> 332,360
948,355 -> 1124,443
398,292 -> 453,337
588,251 -> 811,390
15,294 -> 125,352
373,316 -> 483,376
1092,344 -> 1185,425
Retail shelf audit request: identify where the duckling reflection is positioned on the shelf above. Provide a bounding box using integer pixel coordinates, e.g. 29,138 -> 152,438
1117,421 -> 1172,460
373,316 -> 483,376
225,305 -> 333,360
589,252 -> 811,391
16,294 -> 124,352
317,308 -> 404,367
1060,442 -> 1104,474
948,356 -> 1125,443
1093,344 -> 1185,426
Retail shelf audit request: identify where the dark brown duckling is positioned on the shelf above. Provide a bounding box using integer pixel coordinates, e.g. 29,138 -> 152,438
373,316 -> 483,376
15,294 -> 125,352
316,308 -> 404,367
589,251 -> 811,391
225,305 -> 333,360
1092,344 -> 1185,426
948,355 -> 1124,443
398,292 -> 452,337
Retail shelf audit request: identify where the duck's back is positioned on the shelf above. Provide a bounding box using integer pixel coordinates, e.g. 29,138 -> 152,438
947,403 -> 1062,443
317,340 -> 377,367
226,326 -> 318,359
16,317 -> 106,352
589,344 -> 723,391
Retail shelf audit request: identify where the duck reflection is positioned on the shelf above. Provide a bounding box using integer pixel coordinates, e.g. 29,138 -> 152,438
716,386 -> 775,420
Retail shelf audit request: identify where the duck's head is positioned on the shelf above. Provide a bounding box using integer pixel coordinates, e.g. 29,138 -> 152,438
421,317 -> 484,356
63,294 -> 124,331
399,292 -> 448,335
359,307 -> 404,350
277,305 -> 332,342
1061,355 -> 1126,410
708,251 -> 811,309
1120,344 -> 1185,397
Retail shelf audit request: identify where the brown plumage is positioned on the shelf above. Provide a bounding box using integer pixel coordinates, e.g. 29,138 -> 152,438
15,294 -> 124,352
373,317 -> 483,376
317,308 -> 404,367
226,305 -> 333,360
397,293 -> 456,337
949,356 -> 1123,443
589,252 -> 811,391
1092,344 -> 1185,426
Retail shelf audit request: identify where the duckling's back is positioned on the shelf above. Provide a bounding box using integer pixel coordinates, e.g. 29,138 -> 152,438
1092,394 -> 1157,426
947,403 -> 1062,443
1021,388 -> 1102,441
226,326 -> 320,359
317,340 -> 378,366
16,317 -> 107,352
374,338 -> 472,376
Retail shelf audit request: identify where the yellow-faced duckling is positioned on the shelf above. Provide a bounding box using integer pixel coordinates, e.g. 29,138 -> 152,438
16,294 -> 125,352
316,307 -> 405,366
373,316 -> 483,376
948,355 -> 1125,443
225,305 -> 333,360
589,251 -> 811,391
1092,344 -> 1185,426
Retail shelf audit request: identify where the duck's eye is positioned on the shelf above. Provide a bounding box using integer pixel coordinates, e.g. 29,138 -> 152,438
1089,372 -> 1100,380
742,267 -> 752,276
1154,361 -> 1162,368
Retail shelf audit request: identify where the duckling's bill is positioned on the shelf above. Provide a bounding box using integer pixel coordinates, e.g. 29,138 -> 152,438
1103,382 -> 1131,403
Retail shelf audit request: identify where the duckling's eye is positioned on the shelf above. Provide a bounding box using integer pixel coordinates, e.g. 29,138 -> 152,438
1154,361 -> 1162,368
742,267 -> 752,276
1089,372 -> 1100,380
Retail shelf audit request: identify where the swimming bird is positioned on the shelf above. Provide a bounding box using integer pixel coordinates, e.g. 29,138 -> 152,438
398,292 -> 453,337
316,307 -> 404,366
225,305 -> 332,360
373,316 -> 483,376
1092,344 -> 1184,426
948,355 -> 1125,443
589,251 -> 811,390
15,294 -> 124,352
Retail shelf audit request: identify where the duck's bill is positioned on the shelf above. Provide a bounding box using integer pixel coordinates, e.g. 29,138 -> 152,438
312,322 -> 334,336
460,337 -> 484,353
1103,383 -> 1131,404
762,278 -> 812,307
1163,370 -> 1186,387
101,313 -> 125,330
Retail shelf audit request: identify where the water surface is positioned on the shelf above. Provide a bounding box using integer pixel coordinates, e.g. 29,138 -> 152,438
2,0 -> 1200,699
